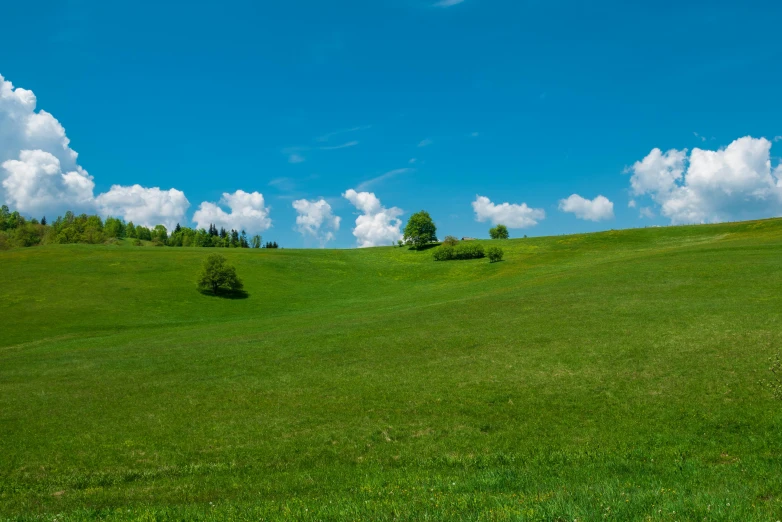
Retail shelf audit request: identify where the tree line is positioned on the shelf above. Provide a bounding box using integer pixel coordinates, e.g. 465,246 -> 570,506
0,205 -> 278,250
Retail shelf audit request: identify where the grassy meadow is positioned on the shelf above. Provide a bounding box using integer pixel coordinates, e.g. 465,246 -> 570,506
1,219 -> 782,520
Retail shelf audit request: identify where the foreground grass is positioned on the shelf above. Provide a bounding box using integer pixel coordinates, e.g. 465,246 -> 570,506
1,220 -> 782,520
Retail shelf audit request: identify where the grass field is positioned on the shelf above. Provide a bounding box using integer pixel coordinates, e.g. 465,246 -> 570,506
2,220 -> 782,521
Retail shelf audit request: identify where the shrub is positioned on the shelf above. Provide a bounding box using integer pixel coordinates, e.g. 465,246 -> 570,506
433,245 -> 455,261
487,246 -> 504,263
133,239 -> 143,246
456,242 -> 485,259
442,235 -> 459,246
433,242 -> 485,261
197,254 -> 244,295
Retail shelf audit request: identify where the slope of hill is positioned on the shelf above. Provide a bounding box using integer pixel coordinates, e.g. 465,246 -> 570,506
2,220 -> 782,520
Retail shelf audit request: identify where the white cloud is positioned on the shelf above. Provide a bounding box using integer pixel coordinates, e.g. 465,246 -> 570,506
434,0 -> 465,6
558,194 -> 614,221
472,195 -> 545,228
193,190 -> 272,233
0,73 -> 188,228
292,198 -> 340,247
639,207 -> 655,219
628,199 -> 637,208
418,138 -> 433,147
0,73 -> 93,215
628,136 -> 782,224
95,185 -> 189,231
343,189 -> 403,247
1,150 -> 94,216
288,153 -> 305,164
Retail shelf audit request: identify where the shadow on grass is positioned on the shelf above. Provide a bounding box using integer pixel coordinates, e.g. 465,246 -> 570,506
410,243 -> 440,252
198,289 -> 250,300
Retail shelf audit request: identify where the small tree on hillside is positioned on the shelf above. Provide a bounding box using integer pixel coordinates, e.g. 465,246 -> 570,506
197,254 -> 243,295
487,246 -> 504,263
442,235 -> 459,246
489,224 -> 509,240
404,210 -> 437,249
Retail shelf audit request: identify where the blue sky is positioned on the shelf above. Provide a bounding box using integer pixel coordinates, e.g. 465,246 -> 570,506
2,0 -> 781,247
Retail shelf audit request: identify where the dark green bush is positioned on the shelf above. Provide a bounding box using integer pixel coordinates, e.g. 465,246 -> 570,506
433,245 -> 455,261
433,242 -> 485,261
487,246 -> 504,263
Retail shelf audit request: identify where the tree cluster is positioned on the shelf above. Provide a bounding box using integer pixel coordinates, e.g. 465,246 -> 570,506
0,205 -> 275,250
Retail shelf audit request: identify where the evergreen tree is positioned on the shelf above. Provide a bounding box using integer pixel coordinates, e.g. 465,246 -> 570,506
41,216 -> 47,226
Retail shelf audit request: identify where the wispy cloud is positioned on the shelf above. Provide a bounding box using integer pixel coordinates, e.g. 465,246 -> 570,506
693,131 -> 707,143
288,153 -> 305,164
357,168 -> 414,191
269,177 -> 297,192
434,0 -> 465,6
319,140 -> 359,151
418,138 -> 433,147
316,125 -> 372,143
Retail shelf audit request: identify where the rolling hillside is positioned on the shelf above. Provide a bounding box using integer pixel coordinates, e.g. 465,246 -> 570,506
2,219 -> 782,520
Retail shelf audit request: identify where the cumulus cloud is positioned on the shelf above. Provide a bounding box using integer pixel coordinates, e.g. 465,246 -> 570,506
628,136 -> 782,224
2,150 -> 94,216
628,199 -> 637,208
95,185 -> 189,231
0,73 -> 93,215
558,194 -> 614,221
472,195 -> 545,228
193,190 -> 272,233
292,198 -> 340,246
0,73 -> 189,228
343,189 -> 403,247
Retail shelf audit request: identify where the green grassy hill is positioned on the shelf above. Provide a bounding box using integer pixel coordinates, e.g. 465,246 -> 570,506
2,220 -> 782,520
